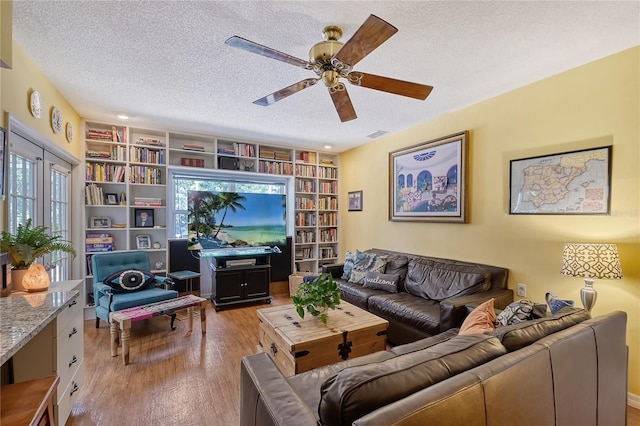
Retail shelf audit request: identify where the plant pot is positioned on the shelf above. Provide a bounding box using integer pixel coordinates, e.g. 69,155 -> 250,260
11,269 -> 28,292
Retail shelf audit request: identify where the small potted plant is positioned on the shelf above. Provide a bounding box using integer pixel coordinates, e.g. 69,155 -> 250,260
0,219 -> 76,291
292,273 -> 341,324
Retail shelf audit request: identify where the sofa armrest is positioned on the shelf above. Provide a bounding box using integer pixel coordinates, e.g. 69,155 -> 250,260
240,353 -> 317,426
322,263 -> 344,279
153,276 -> 174,290
439,288 -> 514,332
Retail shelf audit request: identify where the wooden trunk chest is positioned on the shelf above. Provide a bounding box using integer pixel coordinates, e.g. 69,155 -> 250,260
257,301 -> 388,376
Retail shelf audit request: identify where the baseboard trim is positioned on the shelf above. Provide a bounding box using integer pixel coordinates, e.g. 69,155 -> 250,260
629,392 -> 640,409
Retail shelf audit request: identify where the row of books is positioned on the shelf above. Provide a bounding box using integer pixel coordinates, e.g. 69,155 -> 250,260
295,230 -> 315,244
295,247 -> 314,260
136,137 -> 165,147
86,163 -> 126,183
319,228 -> 338,243
85,233 -> 115,253
319,181 -> 338,194
295,164 -> 316,177
296,180 -> 316,193
258,161 -> 294,175
183,144 -> 205,151
318,166 -> 338,179
227,143 -> 255,157
129,166 -> 162,184
295,212 -> 315,227
133,197 -> 162,206
85,183 -> 105,205
319,247 -> 336,259
259,148 -> 291,161
87,126 -> 126,143
295,197 -> 316,210
129,147 -> 166,165
318,196 -> 338,210
318,212 -> 338,226
180,157 -> 205,168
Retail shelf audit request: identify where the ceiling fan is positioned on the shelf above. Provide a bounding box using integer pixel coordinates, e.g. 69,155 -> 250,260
225,14 -> 433,122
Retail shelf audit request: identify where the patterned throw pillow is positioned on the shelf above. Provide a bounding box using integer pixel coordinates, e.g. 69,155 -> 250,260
349,253 -> 388,284
104,269 -> 155,292
363,272 -> 400,293
496,299 -> 535,327
342,251 -> 356,280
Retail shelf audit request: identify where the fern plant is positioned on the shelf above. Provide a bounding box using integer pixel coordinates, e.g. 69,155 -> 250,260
292,273 -> 341,324
0,219 -> 76,269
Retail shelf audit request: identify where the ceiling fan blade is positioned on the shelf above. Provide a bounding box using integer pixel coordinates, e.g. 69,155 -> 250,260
225,36 -> 312,70
328,83 -> 357,122
347,72 -> 433,100
332,15 -> 398,70
253,78 -> 319,106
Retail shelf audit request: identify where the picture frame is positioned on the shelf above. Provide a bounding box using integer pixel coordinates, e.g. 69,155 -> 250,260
105,193 -> 118,205
348,190 -> 363,211
134,208 -> 154,227
0,127 -> 6,200
136,234 -> 151,249
389,131 -> 468,222
509,145 -> 611,215
91,216 -> 111,228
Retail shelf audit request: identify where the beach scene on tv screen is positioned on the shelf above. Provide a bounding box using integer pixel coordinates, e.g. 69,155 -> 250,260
187,190 -> 286,250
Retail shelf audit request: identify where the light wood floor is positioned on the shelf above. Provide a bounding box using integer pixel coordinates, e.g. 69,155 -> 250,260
69,294 -> 640,425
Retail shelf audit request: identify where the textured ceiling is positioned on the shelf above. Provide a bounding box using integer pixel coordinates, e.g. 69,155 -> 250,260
12,1 -> 640,152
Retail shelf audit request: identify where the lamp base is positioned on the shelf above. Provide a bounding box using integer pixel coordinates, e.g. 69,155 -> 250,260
580,278 -> 597,312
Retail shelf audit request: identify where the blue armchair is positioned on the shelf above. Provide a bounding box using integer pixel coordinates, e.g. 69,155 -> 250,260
92,251 -> 179,328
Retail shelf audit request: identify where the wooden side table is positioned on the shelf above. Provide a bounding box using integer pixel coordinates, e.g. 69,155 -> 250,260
1,375 -> 60,426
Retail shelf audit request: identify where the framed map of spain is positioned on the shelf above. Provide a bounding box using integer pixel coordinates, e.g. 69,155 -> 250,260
509,146 -> 611,215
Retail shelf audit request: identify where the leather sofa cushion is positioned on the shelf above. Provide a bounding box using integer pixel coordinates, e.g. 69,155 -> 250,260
339,281 -> 385,310
390,328 -> 459,356
491,307 -> 591,352
404,259 -> 492,301
383,254 -> 409,291
318,334 -> 507,426
368,292 -> 441,336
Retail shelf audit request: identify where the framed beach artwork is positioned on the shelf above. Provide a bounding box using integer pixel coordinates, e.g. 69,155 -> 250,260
389,131 -> 468,223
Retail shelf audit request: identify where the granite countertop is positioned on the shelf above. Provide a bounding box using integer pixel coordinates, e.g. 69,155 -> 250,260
0,289 -> 79,365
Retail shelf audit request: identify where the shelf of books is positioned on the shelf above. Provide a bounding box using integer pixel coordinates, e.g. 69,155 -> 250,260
83,122 -> 168,308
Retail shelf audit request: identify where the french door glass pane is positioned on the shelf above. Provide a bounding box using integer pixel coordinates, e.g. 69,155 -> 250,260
8,153 -> 36,234
50,166 -> 71,281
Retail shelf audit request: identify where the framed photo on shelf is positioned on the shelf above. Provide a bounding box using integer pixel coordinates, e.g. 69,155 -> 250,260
136,234 -> 151,249
91,216 -> 111,228
509,145 -> 611,215
389,131 -> 468,223
134,208 -> 154,227
105,193 -> 118,205
348,191 -> 363,211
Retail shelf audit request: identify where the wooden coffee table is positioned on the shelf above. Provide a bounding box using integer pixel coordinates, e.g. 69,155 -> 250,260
110,294 -> 207,365
257,301 -> 388,376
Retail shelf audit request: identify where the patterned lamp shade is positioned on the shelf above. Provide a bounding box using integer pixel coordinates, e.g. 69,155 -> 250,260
561,243 -> 623,279
561,243 -> 622,312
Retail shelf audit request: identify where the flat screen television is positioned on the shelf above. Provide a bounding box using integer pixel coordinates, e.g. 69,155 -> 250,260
187,190 -> 286,250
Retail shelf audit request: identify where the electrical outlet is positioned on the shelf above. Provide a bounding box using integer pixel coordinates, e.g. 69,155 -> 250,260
517,283 -> 527,297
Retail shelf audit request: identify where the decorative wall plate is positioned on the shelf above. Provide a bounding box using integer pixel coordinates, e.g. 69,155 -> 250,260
51,107 -> 62,133
30,90 -> 42,119
66,122 -> 73,143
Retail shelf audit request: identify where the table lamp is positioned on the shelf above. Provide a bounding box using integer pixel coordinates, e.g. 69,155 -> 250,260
21,264 -> 51,292
560,243 -> 622,311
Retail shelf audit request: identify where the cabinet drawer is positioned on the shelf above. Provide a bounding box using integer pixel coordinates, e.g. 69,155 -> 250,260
55,312 -> 84,392
55,359 -> 84,425
55,295 -> 82,333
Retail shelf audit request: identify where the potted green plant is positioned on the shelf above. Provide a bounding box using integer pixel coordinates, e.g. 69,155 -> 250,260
0,219 -> 76,290
292,273 -> 341,324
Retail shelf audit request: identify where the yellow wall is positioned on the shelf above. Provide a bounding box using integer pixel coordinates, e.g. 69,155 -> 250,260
339,47 -> 640,395
0,41 -> 82,231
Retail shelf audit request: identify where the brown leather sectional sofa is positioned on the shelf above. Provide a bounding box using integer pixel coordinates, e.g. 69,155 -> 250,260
240,309 -> 628,426
322,248 -> 514,345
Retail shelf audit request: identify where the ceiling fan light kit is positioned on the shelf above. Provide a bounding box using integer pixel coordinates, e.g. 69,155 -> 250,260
225,14 -> 433,122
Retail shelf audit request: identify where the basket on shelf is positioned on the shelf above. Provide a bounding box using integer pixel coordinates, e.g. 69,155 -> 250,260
288,272 -> 314,297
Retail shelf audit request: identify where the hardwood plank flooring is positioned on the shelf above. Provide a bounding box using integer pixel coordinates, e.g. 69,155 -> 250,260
69,294 -> 640,425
